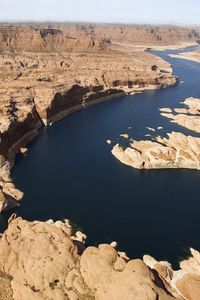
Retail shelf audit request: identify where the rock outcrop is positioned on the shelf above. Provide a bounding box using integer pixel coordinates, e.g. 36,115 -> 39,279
160,97 -> 200,133
0,216 -> 200,300
112,99 -> 200,171
112,132 -> 200,170
0,216 -> 190,300
144,248 -> 200,300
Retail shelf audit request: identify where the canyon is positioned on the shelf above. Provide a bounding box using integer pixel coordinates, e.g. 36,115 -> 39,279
0,24 -> 180,212
0,24 -> 200,300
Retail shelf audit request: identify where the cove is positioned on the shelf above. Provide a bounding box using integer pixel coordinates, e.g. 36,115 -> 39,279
1,46 -> 200,268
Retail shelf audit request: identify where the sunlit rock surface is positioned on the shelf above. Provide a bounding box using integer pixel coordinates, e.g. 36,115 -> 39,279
1,216 -> 197,300
112,132 -> 200,170
160,97 -> 200,133
0,25 -> 178,212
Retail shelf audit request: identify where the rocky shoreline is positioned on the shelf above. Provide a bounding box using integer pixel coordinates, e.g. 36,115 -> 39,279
0,76 -> 177,213
0,215 -> 200,300
160,97 -> 200,133
112,97 -> 200,171
112,131 -> 200,170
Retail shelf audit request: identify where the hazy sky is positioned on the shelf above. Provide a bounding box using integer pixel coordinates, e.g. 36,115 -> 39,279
1,0 -> 200,24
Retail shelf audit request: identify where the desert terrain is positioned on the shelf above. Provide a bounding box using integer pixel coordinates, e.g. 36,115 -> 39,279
0,24 -> 200,300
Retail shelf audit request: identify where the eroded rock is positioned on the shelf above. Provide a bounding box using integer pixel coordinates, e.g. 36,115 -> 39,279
0,25 -> 178,212
112,132 -> 200,170
0,217 -> 187,300
160,98 -> 200,133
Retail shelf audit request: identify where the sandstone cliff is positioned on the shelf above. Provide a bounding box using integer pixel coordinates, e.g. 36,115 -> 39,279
1,24 -> 199,54
0,25 -> 106,52
88,24 -> 200,46
0,25 -> 178,212
50,24 -> 200,47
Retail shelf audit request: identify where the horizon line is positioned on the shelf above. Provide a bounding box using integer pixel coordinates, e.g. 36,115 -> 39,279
0,20 -> 200,27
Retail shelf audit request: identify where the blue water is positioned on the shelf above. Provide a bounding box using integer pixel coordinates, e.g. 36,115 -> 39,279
1,46 -> 200,267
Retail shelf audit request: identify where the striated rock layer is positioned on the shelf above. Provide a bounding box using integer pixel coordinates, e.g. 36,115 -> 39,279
0,25 -> 107,52
0,24 -> 199,52
69,24 -> 200,47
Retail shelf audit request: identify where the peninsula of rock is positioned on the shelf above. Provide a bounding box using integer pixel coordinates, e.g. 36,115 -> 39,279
112,97 -> 200,170
112,132 -> 200,170
160,97 -> 200,133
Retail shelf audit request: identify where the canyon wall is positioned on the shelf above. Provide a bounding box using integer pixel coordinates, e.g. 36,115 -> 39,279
91,24 -> 200,45
0,24 -> 199,53
0,24 -> 179,212
0,25 -> 106,52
